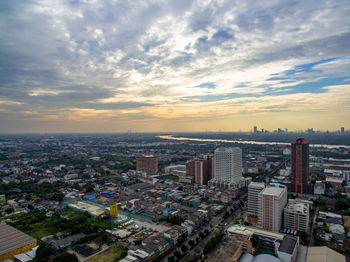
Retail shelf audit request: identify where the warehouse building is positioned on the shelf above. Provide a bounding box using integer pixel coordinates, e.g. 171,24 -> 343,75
0,223 -> 37,260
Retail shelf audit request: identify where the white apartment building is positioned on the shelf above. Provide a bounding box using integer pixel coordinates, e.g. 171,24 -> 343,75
247,182 -> 265,217
283,200 -> 310,232
209,147 -> 242,189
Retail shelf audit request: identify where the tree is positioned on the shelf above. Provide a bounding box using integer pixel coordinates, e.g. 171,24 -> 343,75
188,240 -> 195,247
181,244 -> 188,252
115,249 -> 127,262
223,211 -> 230,219
174,250 -> 181,258
186,254 -> 200,262
32,243 -> 54,262
134,239 -> 142,245
335,198 -> 350,211
46,192 -> 64,201
250,235 -> 259,247
203,232 -> 224,254
5,207 -> 14,214
53,253 -> 78,262
299,231 -> 309,245
168,256 -> 175,262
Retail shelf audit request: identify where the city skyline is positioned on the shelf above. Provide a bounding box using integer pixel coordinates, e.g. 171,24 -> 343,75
1,1 -> 350,133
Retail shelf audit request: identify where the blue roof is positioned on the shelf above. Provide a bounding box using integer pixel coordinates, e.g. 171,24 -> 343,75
86,194 -> 96,198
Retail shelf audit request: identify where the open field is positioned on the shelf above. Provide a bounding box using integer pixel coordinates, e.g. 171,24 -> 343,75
9,209 -> 113,240
86,246 -> 126,262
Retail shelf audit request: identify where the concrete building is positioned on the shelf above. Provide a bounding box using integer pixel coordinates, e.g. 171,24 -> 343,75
209,147 -> 242,189
51,233 -> 85,250
283,200 -> 310,232
314,181 -> 325,195
136,155 -> 158,175
275,235 -> 299,262
258,184 -> 287,232
247,182 -> 265,217
195,155 -> 214,185
206,234 -> 252,262
186,155 -> 214,185
165,165 -> 186,176
0,223 -> 37,261
290,138 -> 311,194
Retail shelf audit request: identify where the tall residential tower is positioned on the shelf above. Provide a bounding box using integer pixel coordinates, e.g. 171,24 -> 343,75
209,147 -> 242,189
258,184 -> 288,232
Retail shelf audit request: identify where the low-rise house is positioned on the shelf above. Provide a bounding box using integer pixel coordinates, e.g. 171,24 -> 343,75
50,233 -> 85,250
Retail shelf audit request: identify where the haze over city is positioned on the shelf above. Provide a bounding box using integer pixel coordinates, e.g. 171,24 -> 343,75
1,0 -> 350,133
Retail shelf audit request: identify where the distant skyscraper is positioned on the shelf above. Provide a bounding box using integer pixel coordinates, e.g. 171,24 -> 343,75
136,155 -> 158,175
254,126 -> 258,133
290,138 -> 310,194
209,147 -> 242,189
258,184 -> 287,232
248,182 -> 265,217
341,127 -> 345,134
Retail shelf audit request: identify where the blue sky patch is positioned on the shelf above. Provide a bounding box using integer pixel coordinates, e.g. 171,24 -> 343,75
196,82 -> 216,89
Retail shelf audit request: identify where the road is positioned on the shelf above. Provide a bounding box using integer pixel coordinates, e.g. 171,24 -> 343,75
177,202 -> 246,262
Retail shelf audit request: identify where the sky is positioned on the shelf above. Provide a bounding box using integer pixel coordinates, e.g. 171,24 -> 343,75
0,0 -> 350,133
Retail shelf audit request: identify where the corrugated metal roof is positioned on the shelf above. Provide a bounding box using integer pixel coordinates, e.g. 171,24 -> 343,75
306,246 -> 345,262
0,223 -> 37,256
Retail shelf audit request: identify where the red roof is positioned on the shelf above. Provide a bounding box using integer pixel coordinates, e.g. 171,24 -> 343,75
292,138 -> 309,145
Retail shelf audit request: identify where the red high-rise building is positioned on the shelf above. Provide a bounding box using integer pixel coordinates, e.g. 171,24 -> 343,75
186,155 -> 213,185
290,138 -> 310,194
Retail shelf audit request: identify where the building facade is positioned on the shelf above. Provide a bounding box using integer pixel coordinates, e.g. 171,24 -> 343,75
258,184 -> 288,232
248,182 -> 265,217
186,155 -> 214,185
209,147 -> 242,189
283,200 -> 310,232
136,155 -> 158,175
290,138 -> 310,194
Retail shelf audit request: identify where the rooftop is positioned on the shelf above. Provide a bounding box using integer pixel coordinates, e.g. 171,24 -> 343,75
261,185 -> 286,197
278,235 -> 298,254
284,202 -> 309,215
306,246 -> 345,262
0,223 -> 37,256
248,182 -> 265,188
51,233 -> 85,247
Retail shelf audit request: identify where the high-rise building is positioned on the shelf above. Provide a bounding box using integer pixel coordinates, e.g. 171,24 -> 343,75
254,126 -> 258,133
209,147 -> 242,189
283,200 -> 310,233
187,155 -> 214,185
290,138 -> 310,194
258,184 -> 287,232
341,127 -> 345,134
186,159 -> 195,177
248,182 -> 265,217
136,155 -> 158,175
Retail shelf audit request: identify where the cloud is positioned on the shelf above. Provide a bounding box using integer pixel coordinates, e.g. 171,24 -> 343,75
0,0 -> 350,132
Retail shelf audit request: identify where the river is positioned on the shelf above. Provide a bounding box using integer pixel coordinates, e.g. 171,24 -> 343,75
157,135 -> 350,149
